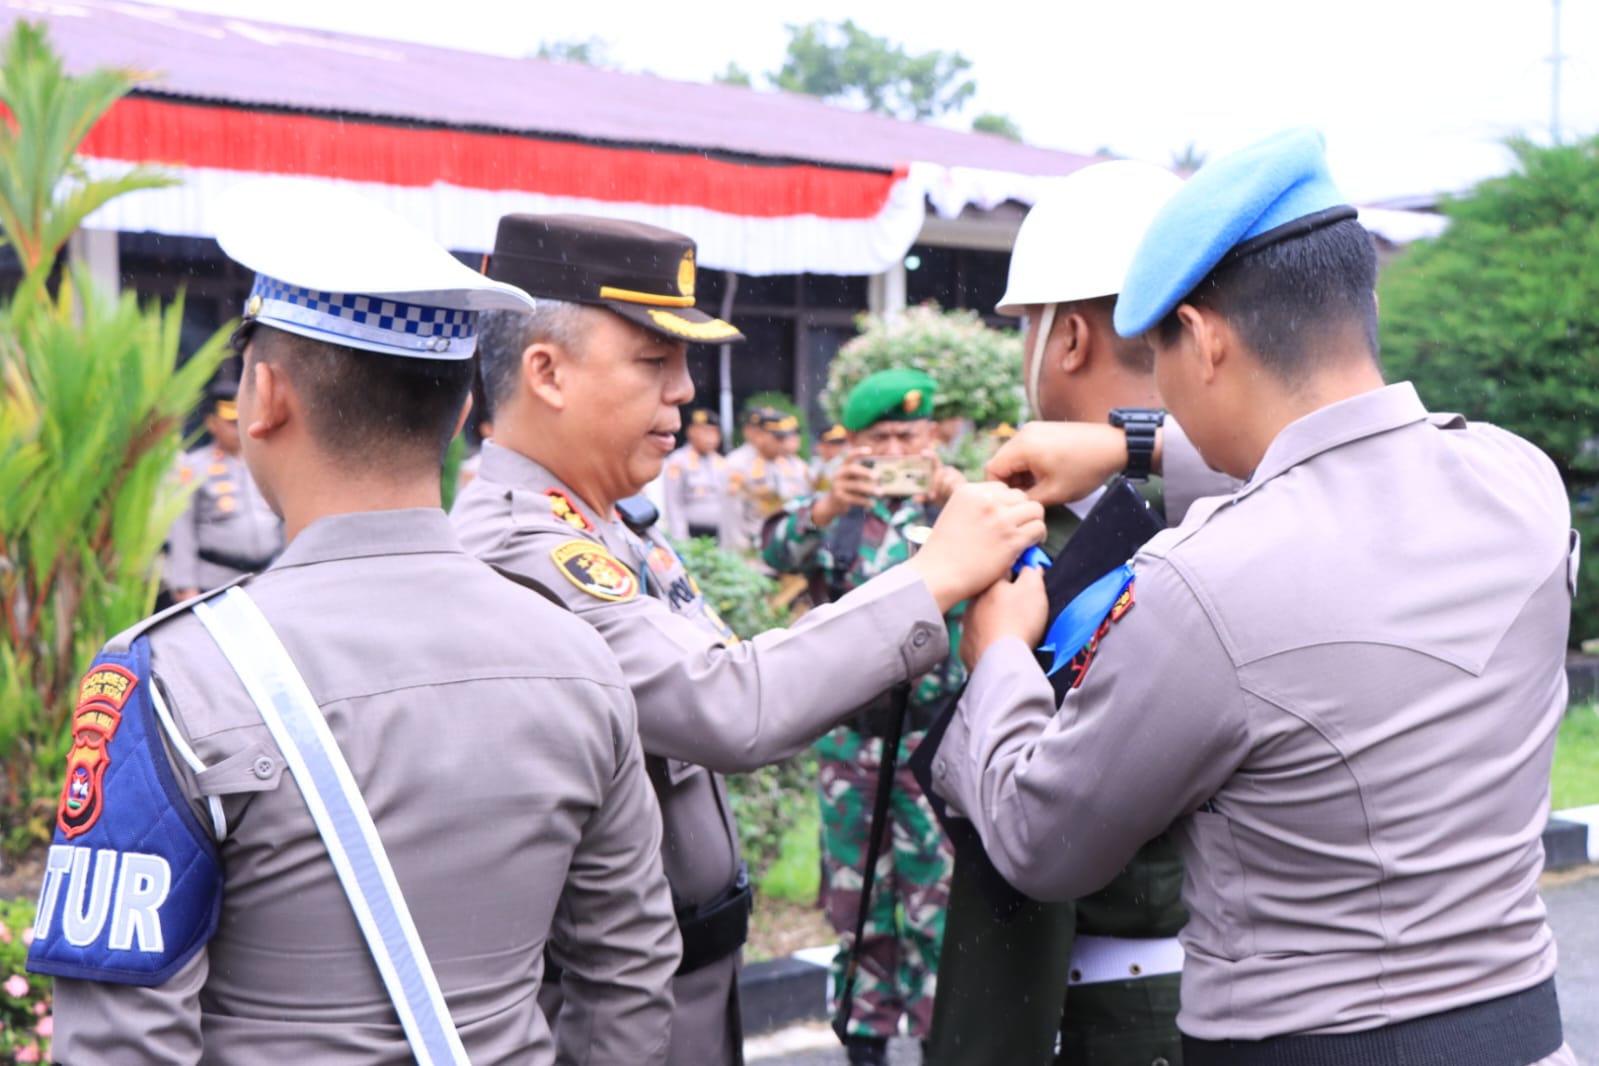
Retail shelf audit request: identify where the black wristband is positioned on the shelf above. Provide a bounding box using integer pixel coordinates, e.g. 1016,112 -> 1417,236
1108,407 -> 1166,481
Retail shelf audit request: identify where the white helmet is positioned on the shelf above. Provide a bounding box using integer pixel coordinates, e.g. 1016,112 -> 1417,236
996,160 -> 1185,315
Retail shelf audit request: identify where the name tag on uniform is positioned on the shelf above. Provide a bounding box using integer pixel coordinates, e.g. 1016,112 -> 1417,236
27,641 -> 222,986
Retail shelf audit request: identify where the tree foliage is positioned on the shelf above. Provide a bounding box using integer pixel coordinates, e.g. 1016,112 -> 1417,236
0,21 -> 175,275
972,112 -> 1023,141
713,61 -> 753,88
823,305 -> 1023,427
1379,134 -> 1599,640
533,37 -> 613,67
772,19 -> 975,121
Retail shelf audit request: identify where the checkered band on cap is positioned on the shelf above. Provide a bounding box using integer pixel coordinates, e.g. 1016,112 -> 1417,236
245,275 -> 478,358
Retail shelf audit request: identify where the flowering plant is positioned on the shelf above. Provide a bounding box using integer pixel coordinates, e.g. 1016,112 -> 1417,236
0,898 -> 50,1064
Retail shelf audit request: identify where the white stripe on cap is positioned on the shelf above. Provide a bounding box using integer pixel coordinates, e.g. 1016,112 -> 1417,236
247,275 -> 477,359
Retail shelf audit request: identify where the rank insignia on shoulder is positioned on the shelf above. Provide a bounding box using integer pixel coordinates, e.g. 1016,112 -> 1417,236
547,489 -> 595,533
28,640 -> 223,987
551,540 -> 638,601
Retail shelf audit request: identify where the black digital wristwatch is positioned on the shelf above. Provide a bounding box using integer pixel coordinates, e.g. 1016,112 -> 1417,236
1108,407 -> 1166,481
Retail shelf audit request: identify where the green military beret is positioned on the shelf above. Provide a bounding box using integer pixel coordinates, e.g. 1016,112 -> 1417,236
842,369 -> 937,432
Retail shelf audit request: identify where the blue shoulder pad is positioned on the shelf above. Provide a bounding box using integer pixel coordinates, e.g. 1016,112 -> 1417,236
26,637 -> 223,986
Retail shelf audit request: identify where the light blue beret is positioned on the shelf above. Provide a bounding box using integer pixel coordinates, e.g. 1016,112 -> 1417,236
1114,127 -> 1356,337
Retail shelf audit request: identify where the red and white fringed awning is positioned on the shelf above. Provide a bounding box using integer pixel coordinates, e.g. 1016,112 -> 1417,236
78,96 -> 952,277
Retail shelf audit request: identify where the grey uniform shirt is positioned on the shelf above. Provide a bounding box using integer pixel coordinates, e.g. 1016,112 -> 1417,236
935,383 -> 1574,1040
661,445 -> 729,540
451,444 -> 946,1064
165,446 -> 284,591
52,509 -> 678,1066
454,443 -> 947,897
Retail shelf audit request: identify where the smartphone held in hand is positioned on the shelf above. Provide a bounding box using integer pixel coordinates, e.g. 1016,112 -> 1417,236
863,455 -> 935,497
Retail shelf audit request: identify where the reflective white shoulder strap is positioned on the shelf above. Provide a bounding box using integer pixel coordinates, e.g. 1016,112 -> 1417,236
194,588 -> 471,1066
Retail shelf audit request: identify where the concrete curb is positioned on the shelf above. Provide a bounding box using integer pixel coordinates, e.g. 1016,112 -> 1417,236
738,809 -> 1599,1036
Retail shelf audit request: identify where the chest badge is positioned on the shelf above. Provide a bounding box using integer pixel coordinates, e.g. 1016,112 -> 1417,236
551,540 -> 638,601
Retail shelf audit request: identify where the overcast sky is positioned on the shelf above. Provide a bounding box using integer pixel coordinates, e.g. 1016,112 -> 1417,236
157,0 -> 1598,204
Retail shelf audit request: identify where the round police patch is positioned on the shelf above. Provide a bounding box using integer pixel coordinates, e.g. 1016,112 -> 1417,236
550,540 -> 639,601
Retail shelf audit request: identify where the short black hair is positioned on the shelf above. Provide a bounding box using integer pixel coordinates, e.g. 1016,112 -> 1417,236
475,300 -> 591,421
244,324 -> 472,472
1156,218 -> 1379,380
1064,295 -> 1154,374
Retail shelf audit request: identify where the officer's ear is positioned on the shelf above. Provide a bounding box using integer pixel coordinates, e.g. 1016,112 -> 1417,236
1052,310 -> 1090,376
244,357 -> 291,441
523,341 -> 568,412
1170,304 -> 1232,386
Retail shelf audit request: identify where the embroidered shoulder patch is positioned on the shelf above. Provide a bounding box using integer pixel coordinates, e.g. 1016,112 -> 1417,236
546,489 -> 594,533
59,664 -> 138,839
1061,580 -> 1136,691
551,540 -> 638,601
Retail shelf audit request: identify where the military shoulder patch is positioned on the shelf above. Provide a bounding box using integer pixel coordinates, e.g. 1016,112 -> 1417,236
551,540 -> 638,601
546,489 -> 594,533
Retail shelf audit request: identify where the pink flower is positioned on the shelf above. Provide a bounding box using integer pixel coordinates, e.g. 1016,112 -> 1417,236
19,927 -> 33,945
15,1043 -> 41,1062
33,1001 -> 46,1015
4,973 -> 29,997
0,923 -> 12,943
35,1015 -> 53,1037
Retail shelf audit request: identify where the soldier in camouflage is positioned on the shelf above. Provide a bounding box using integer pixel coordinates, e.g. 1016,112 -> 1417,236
762,369 -> 965,1066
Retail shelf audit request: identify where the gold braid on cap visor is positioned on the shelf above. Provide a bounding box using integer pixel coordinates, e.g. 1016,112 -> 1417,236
647,309 -> 741,340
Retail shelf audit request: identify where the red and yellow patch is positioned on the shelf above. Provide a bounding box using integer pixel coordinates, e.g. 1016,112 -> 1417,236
59,664 -> 138,839
551,540 -> 638,601
546,489 -> 594,533
1062,581 -> 1136,691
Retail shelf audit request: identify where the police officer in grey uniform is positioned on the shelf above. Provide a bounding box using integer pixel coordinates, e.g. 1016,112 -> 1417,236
662,407 -> 729,541
935,128 -> 1577,1065
451,213 -> 1045,1066
165,376 -> 284,600
29,181 -> 679,1065
722,407 -> 813,553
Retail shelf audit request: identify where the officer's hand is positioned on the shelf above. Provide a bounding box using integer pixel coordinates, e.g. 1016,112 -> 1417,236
171,587 -> 200,602
909,482 -> 1045,614
811,447 -> 876,526
986,422 -> 1154,505
960,566 -> 1049,670
924,451 -> 966,507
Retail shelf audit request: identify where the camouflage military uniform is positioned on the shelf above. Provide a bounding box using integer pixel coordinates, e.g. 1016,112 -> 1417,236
763,492 -> 959,1041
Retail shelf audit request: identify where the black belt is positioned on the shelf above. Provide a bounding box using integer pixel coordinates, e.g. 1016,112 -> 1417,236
687,523 -> 720,539
544,865 -> 753,985
1182,977 -> 1562,1066
675,863 -> 753,975
198,546 -> 276,572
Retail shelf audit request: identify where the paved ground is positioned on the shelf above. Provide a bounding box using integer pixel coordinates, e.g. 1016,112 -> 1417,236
748,865 -> 1599,1064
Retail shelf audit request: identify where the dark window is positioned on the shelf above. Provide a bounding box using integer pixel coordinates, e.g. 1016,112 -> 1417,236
802,272 -> 868,309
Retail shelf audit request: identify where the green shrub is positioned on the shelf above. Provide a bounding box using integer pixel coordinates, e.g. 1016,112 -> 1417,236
822,304 -> 1023,427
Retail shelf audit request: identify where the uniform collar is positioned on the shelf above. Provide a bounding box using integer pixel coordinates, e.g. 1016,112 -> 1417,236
270,508 -> 462,569
478,441 -> 623,537
1244,382 -> 1429,495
